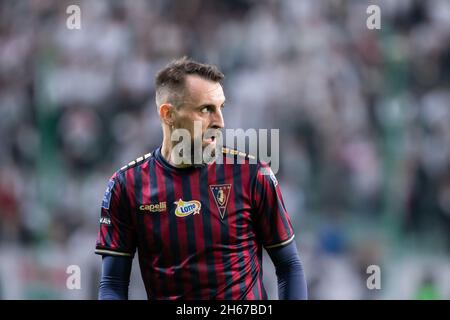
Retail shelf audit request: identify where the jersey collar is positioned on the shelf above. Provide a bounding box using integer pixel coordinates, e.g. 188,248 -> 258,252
154,145 -> 208,173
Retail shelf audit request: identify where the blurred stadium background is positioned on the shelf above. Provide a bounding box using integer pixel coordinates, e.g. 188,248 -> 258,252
1,0 -> 450,299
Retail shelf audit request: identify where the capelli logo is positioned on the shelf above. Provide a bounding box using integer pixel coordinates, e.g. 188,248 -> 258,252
139,202 -> 167,213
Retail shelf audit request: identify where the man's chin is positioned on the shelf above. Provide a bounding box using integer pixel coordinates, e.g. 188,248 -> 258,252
200,141 -> 219,163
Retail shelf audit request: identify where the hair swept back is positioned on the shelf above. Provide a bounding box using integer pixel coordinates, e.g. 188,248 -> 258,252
155,57 -> 224,107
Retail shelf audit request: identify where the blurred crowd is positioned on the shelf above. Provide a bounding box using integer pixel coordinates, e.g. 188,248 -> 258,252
0,0 -> 449,299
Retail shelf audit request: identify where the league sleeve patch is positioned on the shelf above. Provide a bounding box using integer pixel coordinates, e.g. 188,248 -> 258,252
259,166 -> 278,187
269,170 -> 278,187
101,179 -> 115,210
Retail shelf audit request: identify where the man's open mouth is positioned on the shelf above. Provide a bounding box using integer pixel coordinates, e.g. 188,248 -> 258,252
204,133 -> 217,143
204,137 -> 215,144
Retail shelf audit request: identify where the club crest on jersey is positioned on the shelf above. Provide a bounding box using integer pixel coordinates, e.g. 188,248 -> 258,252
210,184 -> 232,219
174,199 -> 201,217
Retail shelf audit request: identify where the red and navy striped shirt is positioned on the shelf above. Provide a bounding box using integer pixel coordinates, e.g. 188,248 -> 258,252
95,146 -> 295,300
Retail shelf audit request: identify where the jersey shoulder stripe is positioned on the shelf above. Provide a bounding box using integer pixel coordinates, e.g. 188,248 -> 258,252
118,152 -> 152,173
221,147 -> 256,161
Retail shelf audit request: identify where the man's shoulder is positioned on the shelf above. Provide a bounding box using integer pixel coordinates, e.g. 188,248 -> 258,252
116,152 -> 154,175
221,146 -> 256,162
219,146 -> 261,170
219,147 -> 277,176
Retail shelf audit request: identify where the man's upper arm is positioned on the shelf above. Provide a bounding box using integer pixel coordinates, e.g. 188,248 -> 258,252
95,171 -> 137,257
252,162 -> 295,249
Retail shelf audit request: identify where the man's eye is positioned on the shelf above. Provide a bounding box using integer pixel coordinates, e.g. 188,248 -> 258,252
200,107 -> 209,113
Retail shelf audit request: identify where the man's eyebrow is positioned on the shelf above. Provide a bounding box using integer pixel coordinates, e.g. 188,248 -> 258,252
198,101 -> 226,108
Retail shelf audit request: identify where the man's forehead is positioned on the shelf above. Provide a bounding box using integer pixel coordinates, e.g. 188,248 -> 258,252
183,75 -> 225,105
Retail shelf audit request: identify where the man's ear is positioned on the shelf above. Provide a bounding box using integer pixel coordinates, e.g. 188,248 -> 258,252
159,103 -> 175,126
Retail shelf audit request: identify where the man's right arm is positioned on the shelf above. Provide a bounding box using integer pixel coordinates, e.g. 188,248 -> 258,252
96,172 -> 137,299
98,255 -> 133,300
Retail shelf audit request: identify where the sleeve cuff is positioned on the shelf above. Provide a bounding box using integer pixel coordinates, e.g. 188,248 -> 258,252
95,248 -> 133,257
264,234 -> 295,249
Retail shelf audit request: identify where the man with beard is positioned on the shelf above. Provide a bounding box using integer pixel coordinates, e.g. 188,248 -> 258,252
95,57 -> 307,300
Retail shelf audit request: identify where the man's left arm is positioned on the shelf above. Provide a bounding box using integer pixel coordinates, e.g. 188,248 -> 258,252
252,162 -> 308,300
266,241 -> 308,300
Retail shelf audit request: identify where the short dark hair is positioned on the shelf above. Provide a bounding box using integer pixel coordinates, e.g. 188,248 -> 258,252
155,57 -> 224,107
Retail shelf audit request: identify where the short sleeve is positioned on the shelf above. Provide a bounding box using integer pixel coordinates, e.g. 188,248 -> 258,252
252,162 -> 295,249
95,172 -> 136,257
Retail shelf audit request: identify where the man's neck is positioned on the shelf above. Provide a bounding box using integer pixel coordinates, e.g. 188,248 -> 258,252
160,139 -> 193,168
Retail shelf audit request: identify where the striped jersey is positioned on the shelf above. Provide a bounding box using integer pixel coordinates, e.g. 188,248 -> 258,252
95,146 -> 295,300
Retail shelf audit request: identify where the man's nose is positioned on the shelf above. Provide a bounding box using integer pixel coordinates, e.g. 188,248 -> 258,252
210,108 -> 225,129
